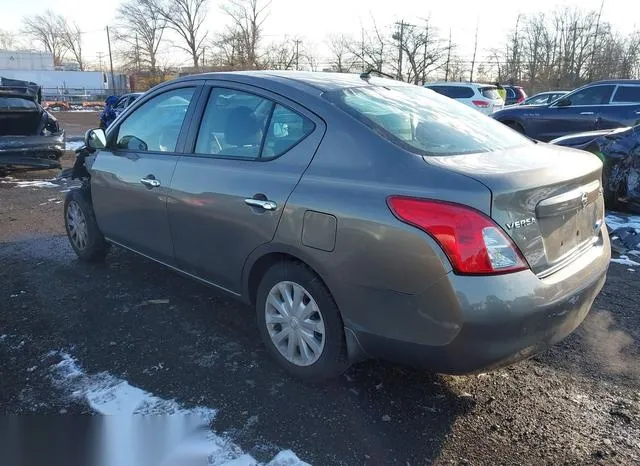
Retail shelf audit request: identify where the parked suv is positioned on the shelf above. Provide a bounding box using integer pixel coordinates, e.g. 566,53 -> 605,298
492,80 -> 640,141
424,82 -> 504,114
64,72 -> 609,381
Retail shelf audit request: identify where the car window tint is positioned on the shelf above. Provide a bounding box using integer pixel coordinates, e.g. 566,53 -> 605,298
195,88 -> 272,159
612,86 -> 640,103
506,88 -> 516,98
0,97 -> 38,110
567,85 -> 615,106
329,85 -> 530,156
426,86 -> 474,99
261,105 -> 315,158
480,87 -> 500,99
115,87 -> 194,152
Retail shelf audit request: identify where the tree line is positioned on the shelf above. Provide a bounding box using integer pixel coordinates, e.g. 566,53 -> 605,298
2,0 -> 640,92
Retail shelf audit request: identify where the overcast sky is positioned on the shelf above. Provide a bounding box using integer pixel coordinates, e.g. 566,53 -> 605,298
3,0 -> 638,68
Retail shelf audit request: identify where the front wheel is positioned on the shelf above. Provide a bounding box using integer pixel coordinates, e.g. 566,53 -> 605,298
256,261 -> 349,381
64,187 -> 110,261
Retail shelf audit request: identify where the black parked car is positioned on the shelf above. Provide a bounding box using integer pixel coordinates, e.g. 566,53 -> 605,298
0,77 -> 64,172
551,125 -> 640,210
503,85 -> 527,105
492,80 -> 640,141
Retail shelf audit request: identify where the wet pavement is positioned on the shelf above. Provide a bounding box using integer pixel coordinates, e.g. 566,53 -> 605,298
0,143 -> 639,465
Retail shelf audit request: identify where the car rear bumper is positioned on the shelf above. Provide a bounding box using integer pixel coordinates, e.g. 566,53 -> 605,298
346,231 -> 610,374
0,131 -> 65,169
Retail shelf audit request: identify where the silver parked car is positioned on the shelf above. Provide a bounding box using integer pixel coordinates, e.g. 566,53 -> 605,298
64,71 -> 610,381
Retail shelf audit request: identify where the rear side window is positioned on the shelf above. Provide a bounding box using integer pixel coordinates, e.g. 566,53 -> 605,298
612,86 -> 640,103
195,89 -> 314,159
480,87 -> 500,99
115,87 -> 194,152
427,86 -> 474,99
195,88 -> 273,159
328,85 -> 530,156
0,97 -> 38,110
506,88 -> 516,98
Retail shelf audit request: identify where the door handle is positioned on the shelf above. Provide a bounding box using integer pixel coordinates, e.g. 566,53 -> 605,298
580,112 -> 595,115
140,177 -> 160,188
244,198 -> 277,210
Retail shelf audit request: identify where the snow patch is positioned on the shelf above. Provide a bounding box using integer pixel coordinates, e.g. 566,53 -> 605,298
65,140 -> 84,151
47,351 -> 310,466
610,255 -> 640,266
1,179 -> 59,188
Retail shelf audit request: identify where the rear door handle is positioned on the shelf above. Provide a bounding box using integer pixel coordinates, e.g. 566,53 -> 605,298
580,111 -> 595,115
244,198 -> 277,210
140,177 -> 160,188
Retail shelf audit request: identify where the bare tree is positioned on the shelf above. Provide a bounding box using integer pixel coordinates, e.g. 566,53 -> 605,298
60,20 -> 84,70
263,37 -> 298,70
220,0 -> 270,69
0,29 -> 18,50
157,0 -> 208,68
327,34 -> 356,72
22,10 -> 66,66
346,18 -> 388,73
115,0 -> 167,73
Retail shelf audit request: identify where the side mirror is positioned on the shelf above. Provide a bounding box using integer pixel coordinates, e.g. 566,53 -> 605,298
85,128 -> 107,149
556,97 -> 571,107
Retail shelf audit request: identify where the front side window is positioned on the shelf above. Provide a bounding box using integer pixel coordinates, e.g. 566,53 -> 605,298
328,85 -> 531,156
115,87 -> 194,152
612,86 -> 640,103
195,88 -> 272,158
565,85 -> 615,106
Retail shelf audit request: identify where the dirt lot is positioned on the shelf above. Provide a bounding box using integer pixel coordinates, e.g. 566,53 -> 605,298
0,113 -> 639,465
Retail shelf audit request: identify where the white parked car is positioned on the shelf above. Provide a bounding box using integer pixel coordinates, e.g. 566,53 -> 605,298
424,82 -> 504,115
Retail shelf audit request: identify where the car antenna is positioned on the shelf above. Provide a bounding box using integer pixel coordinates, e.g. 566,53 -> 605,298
360,69 -> 396,81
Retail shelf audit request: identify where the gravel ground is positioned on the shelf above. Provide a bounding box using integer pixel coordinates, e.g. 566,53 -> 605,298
0,115 -> 639,465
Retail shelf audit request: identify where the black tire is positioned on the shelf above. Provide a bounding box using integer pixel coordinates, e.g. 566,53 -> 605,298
602,162 -> 622,211
64,187 -> 110,262
256,261 -> 349,381
506,121 -> 525,134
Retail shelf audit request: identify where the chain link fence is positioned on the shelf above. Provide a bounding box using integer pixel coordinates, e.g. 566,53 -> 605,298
40,88 -> 133,110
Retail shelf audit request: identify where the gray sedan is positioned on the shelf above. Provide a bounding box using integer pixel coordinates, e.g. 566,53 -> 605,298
63,71 -> 610,380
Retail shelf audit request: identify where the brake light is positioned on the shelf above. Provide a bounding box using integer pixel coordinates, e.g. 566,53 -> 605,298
387,197 -> 528,275
472,100 -> 490,108
517,95 -> 526,104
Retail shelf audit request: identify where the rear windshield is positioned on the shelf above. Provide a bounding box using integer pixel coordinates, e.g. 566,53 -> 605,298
0,96 -> 38,111
327,85 -> 531,156
426,85 -> 474,99
480,86 -> 500,99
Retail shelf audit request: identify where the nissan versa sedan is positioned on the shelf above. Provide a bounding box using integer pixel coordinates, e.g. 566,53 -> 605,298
63,71 -> 610,381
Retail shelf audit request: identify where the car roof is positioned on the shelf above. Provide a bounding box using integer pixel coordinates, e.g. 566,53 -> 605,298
173,70 -> 412,93
590,79 -> 640,85
425,82 -> 491,88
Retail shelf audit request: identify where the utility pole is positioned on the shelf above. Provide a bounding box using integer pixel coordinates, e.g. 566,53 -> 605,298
106,26 -> 115,91
135,34 -> 140,72
294,39 -> 301,70
395,20 -> 405,80
470,20 -> 479,82
96,52 -> 105,71
445,28 -> 452,81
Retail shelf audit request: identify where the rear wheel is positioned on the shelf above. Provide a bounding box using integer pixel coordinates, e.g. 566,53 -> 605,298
256,261 -> 349,381
64,187 -> 110,261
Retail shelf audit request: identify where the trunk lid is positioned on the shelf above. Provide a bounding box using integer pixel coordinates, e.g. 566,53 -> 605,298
425,144 -> 605,276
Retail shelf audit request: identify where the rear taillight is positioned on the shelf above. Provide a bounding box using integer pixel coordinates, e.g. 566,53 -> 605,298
517,95 -> 526,104
387,196 -> 528,275
472,100 -> 490,108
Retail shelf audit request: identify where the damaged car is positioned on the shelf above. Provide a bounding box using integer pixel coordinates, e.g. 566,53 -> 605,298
551,125 -> 640,210
0,77 -> 65,172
